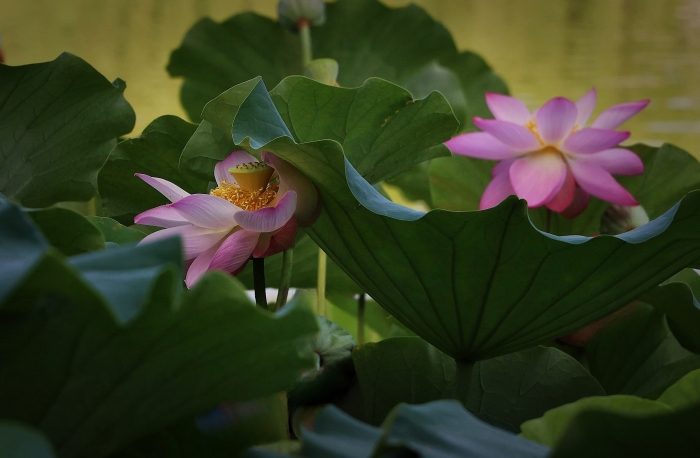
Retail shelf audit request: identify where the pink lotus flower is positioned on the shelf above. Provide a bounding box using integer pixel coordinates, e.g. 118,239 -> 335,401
135,150 -> 318,287
446,89 -> 649,217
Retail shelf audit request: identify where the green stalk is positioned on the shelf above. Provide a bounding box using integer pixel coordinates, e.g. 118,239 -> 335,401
317,249 -> 327,316
451,359 -> 476,407
357,293 -> 366,345
298,18 -> 312,67
253,257 -> 268,310
274,248 -> 294,312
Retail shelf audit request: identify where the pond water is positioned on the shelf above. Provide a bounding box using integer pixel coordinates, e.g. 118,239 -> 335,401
2,0 -> 699,156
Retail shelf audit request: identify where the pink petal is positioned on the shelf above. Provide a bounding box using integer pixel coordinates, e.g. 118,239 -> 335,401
185,239 -> 225,288
485,93 -> 532,124
560,188 -> 591,219
568,160 -> 638,206
445,132 -> 521,160
570,148 -> 644,176
138,225 -> 228,260
575,88 -> 597,128
545,169 -> 576,212
170,194 -> 240,229
134,205 -> 190,228
535,97 -> 578,145
214,150 -> 259,186
509,152 -> 567,207
473,118 -> 541,152
479,172 -> 515,210
492,158 -> 516,177
591,100 -> 650,130
234,191 -> 297,233
135,174 -> 189,202
253,216 -> 298,258
263,151 -> 320,226
562,128 -> 630,154
208,229 -> 260,274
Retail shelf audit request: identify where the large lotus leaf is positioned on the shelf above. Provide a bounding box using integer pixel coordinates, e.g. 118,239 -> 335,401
643,274 -> 700,353
584,303 -> 700,398
0,53 -> 135,207
657,369 -> 700,409
221,75 -> 700,361
548,402 -> 700,458
0,217 -> 318,457
430,143 -> 700,236
519,395 -> 673,448
353,337 -> 603,428
167,0 -> 505,130
0,421 -> 55,458
98,115 -> 207,224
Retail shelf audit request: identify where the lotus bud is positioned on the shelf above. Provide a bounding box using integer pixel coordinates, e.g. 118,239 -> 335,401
600,204 -> 650,235
278,0 -> 326,31
304,58 -> 339,86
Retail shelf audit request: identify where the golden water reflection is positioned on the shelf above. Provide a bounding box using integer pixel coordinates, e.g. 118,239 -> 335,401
2,0 -> 699,156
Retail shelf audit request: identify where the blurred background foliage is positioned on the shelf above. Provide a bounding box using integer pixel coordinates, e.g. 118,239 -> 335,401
1,0 -> 699,157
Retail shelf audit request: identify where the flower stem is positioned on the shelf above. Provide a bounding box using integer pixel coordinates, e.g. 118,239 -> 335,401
298,18 -> 312,68
317,249 -> 327,316
357,293 -> 366,345
253,257 -> 268,310
274,248 -> 294,312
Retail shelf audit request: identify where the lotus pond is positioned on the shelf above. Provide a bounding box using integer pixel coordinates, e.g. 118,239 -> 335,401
1,0 -> 700,457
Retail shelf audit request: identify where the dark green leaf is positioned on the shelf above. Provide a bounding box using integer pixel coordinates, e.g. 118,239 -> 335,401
167,0 -> 506,130
25,207 -> 105,255
0,265 -> 317,458
0,204 -> 48,304
85,216 -> 146,245
520,395 -> 673,448
657,369 -> 700,409
640,280 -> 700,353
0,53 -> 135,207
548,402 -> 700,458
353,338 -> 603,428
585,303 -> 700,398
226,77 -> 700,361
98,115 -> 205,223
0,421 -> 55,458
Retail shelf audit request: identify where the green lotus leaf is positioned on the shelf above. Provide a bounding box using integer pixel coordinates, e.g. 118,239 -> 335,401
0,421 -> 56,458
429,143 -> 700,236
167,0 -> 505,130
548,402 -> 700,458
646,270 -> 700,353
0,209 -> 318,458
99,115 -> 207,224
24,207 -> 105,256
0,53 -> 135,207
520,395 -> 673,448
85,216 -> 147,246
353,337 -> 603,428
220,75 -> 700,362
657,369 -> 700,409
584,303 -> 700,398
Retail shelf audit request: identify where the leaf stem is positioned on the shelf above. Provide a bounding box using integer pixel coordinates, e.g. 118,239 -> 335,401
317,249 -> 327,316
253,257 -> 267,310
274,248 -> 294,312
451,358 -> 476,407
298,18 -> 313,68
357,293 -> 366,345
